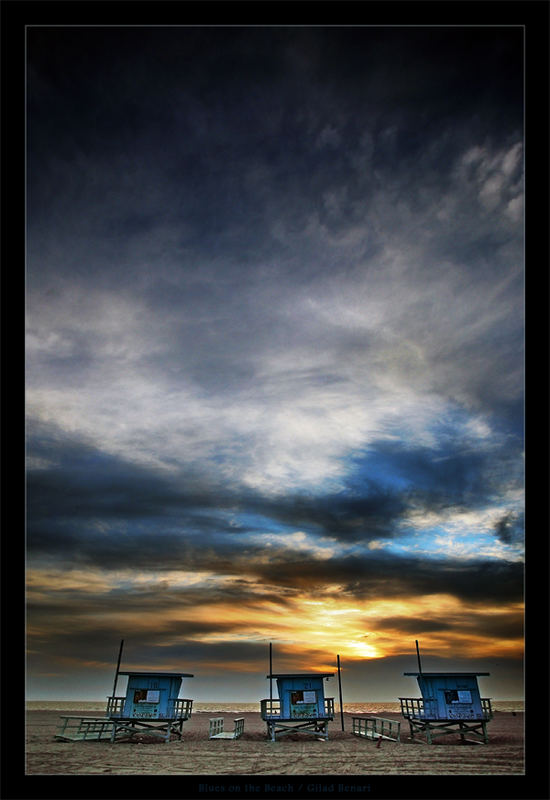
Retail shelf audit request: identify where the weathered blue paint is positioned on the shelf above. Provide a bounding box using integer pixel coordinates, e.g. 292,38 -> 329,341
269,673 -> 334,720
118,671 -> 193,720
403,672 -> 489,721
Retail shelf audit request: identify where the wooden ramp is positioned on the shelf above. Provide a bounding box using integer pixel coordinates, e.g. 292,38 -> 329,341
352,716 -> 401,742
55,716 -> 115,741
209,717 -> 245,739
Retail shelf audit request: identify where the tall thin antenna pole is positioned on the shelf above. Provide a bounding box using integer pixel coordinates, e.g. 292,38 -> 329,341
337,654 -> 345,731
269,642 -> 273,704
112,639 -> 124,699
415,640 -> 423,675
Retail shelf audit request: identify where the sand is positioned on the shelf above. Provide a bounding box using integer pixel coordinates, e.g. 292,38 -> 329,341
25,710 -> 524,777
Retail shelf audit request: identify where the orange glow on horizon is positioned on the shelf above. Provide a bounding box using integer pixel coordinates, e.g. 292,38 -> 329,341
27,567 -> 524,669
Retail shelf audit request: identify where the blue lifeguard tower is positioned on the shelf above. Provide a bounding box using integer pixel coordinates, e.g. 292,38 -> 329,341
55,642 -> 195,744
105,670 -> 194,741
260,672 -> 335,741
399,672 -> 493,744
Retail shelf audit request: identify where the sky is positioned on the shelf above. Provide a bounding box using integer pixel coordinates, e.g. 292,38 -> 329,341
25,24 -> 525,703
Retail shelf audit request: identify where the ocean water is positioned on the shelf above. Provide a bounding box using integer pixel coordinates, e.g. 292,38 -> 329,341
26,699 -> 524,713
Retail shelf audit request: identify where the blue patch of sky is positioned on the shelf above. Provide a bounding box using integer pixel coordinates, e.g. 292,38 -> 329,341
344,523 -> 521,563
342,406 -> 504,496
344,450 -> 414,495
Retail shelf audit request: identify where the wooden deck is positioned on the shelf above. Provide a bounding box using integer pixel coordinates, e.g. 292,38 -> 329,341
260,698 -> 335,741
260,697 -> 334,720
399,697 -> 493,744
107,716 -> 188,742
106,696 -> 193,719
399,696 -> 493,721
55,697 -> 194,743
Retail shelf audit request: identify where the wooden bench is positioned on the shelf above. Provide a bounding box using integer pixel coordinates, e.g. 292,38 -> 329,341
209,717 -> 245,739
352,716 -> 401,742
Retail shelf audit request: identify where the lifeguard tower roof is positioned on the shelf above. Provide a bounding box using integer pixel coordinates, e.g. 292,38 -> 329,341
118,671 -> 194,677
267,672 -> 334,679
403,672 -> 489,677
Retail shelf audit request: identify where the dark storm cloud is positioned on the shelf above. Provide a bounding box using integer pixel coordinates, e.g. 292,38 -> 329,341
249,553 -> 524,605
27,437 -> 524,606
27,580 -> 293,623
27,26 -> 522,275
459,612 -> 524,641
250,490 -> 407,543
27,422 -> 524,620
27,423 -> 523,572
26,25 -> 524,445
26,635 -> 275,685
127,639 -> 272,672
26,607 -> 252,648
30,504 -> 524,605
376,617 -> 455,634
373,612 -> 523,641
27,435 -> 229,521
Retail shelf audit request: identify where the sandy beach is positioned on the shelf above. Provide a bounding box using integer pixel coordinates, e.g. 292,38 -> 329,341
25,709 -> 524,777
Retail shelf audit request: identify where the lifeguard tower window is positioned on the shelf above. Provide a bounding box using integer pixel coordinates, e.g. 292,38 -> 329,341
445,689 -> 472,704
134,689 -> 160,703
291,691 -> 316,704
